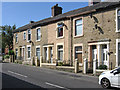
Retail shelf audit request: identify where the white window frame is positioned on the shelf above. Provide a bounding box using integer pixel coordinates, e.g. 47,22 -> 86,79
35,45 -> 41,57
56,43 -> 64,61
27,29 -> 31,42
116,39 -> 120,67
23,32 -> 26,40
75,18 -> 83,36
36,27 -> 41,42
73,44 -> 83,66
116,8 -> 120,32
56,21 -> 64,39
27,45 -> 31,59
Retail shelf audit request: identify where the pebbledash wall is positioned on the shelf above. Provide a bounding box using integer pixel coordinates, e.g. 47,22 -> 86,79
13,1 -> 120,70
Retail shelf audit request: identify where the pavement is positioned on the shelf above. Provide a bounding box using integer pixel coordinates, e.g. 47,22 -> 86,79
1,63 -> 105,89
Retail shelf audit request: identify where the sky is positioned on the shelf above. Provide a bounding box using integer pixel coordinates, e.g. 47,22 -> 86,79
2,2 -> 89,28
2,1 -> 104,28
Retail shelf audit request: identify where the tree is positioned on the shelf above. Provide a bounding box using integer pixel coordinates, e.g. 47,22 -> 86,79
0,25 -> 16,53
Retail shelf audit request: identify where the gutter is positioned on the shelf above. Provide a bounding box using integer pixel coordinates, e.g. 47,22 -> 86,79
67,9 -> 96,18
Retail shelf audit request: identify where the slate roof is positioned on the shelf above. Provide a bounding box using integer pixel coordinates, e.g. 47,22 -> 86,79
13,2 -> 120,33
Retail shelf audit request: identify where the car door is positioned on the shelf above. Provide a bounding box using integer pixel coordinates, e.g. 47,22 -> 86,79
111,68 -> 120,87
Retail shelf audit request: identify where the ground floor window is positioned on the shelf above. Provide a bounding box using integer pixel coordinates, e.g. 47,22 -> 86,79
27,47 -> 31,58
15,49 -> 18,59
118,43 -> 120,66
75,46 -> 82,63
36,48 -> 40,60
44,47 -> 47,60
58,45 -> 63,61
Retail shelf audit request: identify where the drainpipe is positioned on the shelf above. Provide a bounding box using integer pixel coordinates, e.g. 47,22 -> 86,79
70,17 -> 73,66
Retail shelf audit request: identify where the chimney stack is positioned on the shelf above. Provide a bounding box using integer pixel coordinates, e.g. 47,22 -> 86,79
51,4 -> 62,17
89,0 -> 101,6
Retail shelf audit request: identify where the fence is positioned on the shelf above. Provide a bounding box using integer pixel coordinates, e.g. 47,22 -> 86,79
84,59 -> 114,74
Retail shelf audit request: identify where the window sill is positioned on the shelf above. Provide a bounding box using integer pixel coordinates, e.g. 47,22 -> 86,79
56,36 -> 64,39
15,42 -> 18,44
79,63 -> 83,66
27,58 -> 31,60
74,35 -> 84,38
36,40 -> 41,42
116,31 -> 120,33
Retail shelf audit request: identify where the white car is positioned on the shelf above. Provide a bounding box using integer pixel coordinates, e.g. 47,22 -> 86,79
99,67 -> 120,88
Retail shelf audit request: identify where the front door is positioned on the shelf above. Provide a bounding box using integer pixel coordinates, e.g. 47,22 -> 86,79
102,45 -> 107,65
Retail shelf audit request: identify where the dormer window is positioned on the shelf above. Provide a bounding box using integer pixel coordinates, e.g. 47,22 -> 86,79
57,23 -> 63,37
28,29 -> 31,41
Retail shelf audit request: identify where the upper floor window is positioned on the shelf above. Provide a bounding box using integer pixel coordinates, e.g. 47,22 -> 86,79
75,19 -> 83,36
23,32 -> 26,40
15,34 -> 18,43
57,23 -> 63,37
36,28 -> 41,41
117,9 -> 120,32
28,29 -> 31,41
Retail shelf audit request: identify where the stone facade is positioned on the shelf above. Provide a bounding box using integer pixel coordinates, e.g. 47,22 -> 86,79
13,3 -> 120,70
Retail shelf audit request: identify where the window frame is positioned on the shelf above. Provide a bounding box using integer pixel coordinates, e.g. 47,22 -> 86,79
36,27 -> 41,41
73,44 -> 83,66
116,39 -> 120,67
73,17 -> 83,38
56,22 -> 64,39
56,43 -> 64,61
35,46 -> 41,60
57,45 -> 63,61
116,8 -> 120,32
27,29 -> 31,42
75,18 -> 83,36
23,32 -> 26,40
27,45 -> 31,59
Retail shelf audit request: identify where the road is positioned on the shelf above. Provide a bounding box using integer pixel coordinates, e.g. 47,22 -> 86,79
1,63 -> 103,89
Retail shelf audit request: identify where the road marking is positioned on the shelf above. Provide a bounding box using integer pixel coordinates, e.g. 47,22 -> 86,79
45,82 -> 70,90
8,70 -> 28,78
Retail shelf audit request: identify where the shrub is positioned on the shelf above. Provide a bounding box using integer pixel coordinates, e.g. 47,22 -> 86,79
58,62 -> 63,66
4,55 -> 10,59
8,50 -> 14,55
98,65 -> 107,70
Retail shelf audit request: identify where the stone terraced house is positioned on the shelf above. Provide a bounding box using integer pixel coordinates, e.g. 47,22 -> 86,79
13,0 -> 120,71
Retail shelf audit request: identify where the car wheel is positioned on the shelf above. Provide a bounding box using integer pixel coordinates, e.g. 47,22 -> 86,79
101,78 -> 111,89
